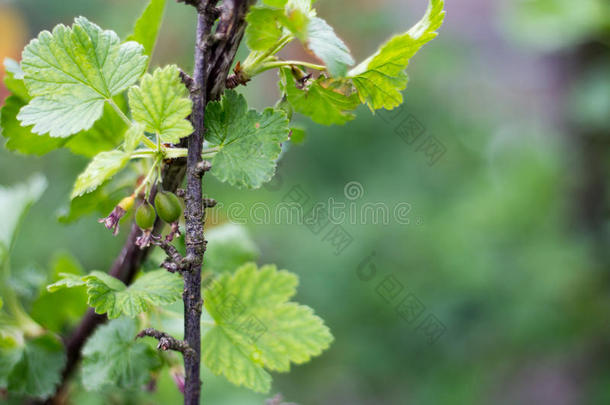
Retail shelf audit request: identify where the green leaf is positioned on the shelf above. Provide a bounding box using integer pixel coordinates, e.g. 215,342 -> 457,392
18,17 -> 147,137
64,101 -> 129,158
1,60 -> 127,157
128,65 -> 193,144
0,322 -> 23,388
123,123 -> 145,153
46,273 -> 86,293
203,263 -> 333,393
1,96 -> 67,155
282,0 -> 314,40
248,1 -> 352,76
280,68 -> 359,125
50,270 -> 183,318
246,7 -> 285,51
263,0 -> 289,7
306,17 -> 354,77
126,0 -> 167,58
85,270 -> 183,318
263,0 -> 291,6
0,175 -> 47,255
348,0 -> 445,110
6,333 -> 66,399
71,151 -> 130,199
205,90 -> 290,189
81,318 -> 161,391
32,253 -> 88,333
204,224 -> 260,273
2,96 -> 126,158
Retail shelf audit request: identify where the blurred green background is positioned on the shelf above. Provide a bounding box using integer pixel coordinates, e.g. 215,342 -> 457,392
1,0 -> 610,404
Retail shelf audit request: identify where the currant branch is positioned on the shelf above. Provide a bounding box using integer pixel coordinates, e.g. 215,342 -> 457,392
136,329 -> 196,357
0,0 -> 445,401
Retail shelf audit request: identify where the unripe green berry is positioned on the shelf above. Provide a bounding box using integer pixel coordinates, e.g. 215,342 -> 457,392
135,201 -> 156,230
154,191 -> 182,223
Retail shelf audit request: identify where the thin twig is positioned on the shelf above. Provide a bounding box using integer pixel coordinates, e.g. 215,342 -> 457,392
180,2 -> 255,403
137,328 -> 196,357
152,235 -> 185,269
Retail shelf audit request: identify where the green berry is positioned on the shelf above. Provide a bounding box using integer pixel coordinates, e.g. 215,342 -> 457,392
154,191 -> 182,223
135,201 -> 156,230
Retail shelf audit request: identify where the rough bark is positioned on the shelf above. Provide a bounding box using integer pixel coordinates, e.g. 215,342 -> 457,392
44,1 -> 254,404
182,1 -> 254,402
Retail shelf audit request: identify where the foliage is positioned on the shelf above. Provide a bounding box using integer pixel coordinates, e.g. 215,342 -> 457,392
204,90 -> 290,188
81,318 -> 161,391
49,269 -> 183,319
202,263 -> 333,392
0,0 -> 444,402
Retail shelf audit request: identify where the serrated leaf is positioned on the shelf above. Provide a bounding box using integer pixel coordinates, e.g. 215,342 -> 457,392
205,90 -> 290,189
280,68 -> 359,125
1,62 -> 127,157
203,263 -> 333,393
306,17 -> 354,77
6,333 -> 66,399
71,151 -> 130,199
32,253 -> 88,332
126,0 -> 167,59
128,65 -> 193,144
202,328 -> 272,392
0,175 -> 47,255
46,273 -> 86,293
81,318 -> 161,391
85,270 -> 183,318
50,270 -> 183,318
348,0 -> 445,110
2,96 -> 126,157
246,7 -> 285,51
0,322 -> 23,388
18,17 -> 147,137
204,224 -> 260,273
64,101 -> 129,158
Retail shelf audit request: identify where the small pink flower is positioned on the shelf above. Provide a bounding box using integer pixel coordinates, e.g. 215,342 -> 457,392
135,229 -> 153,249
98,196 -> 134,236
98,206 -> 126,236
